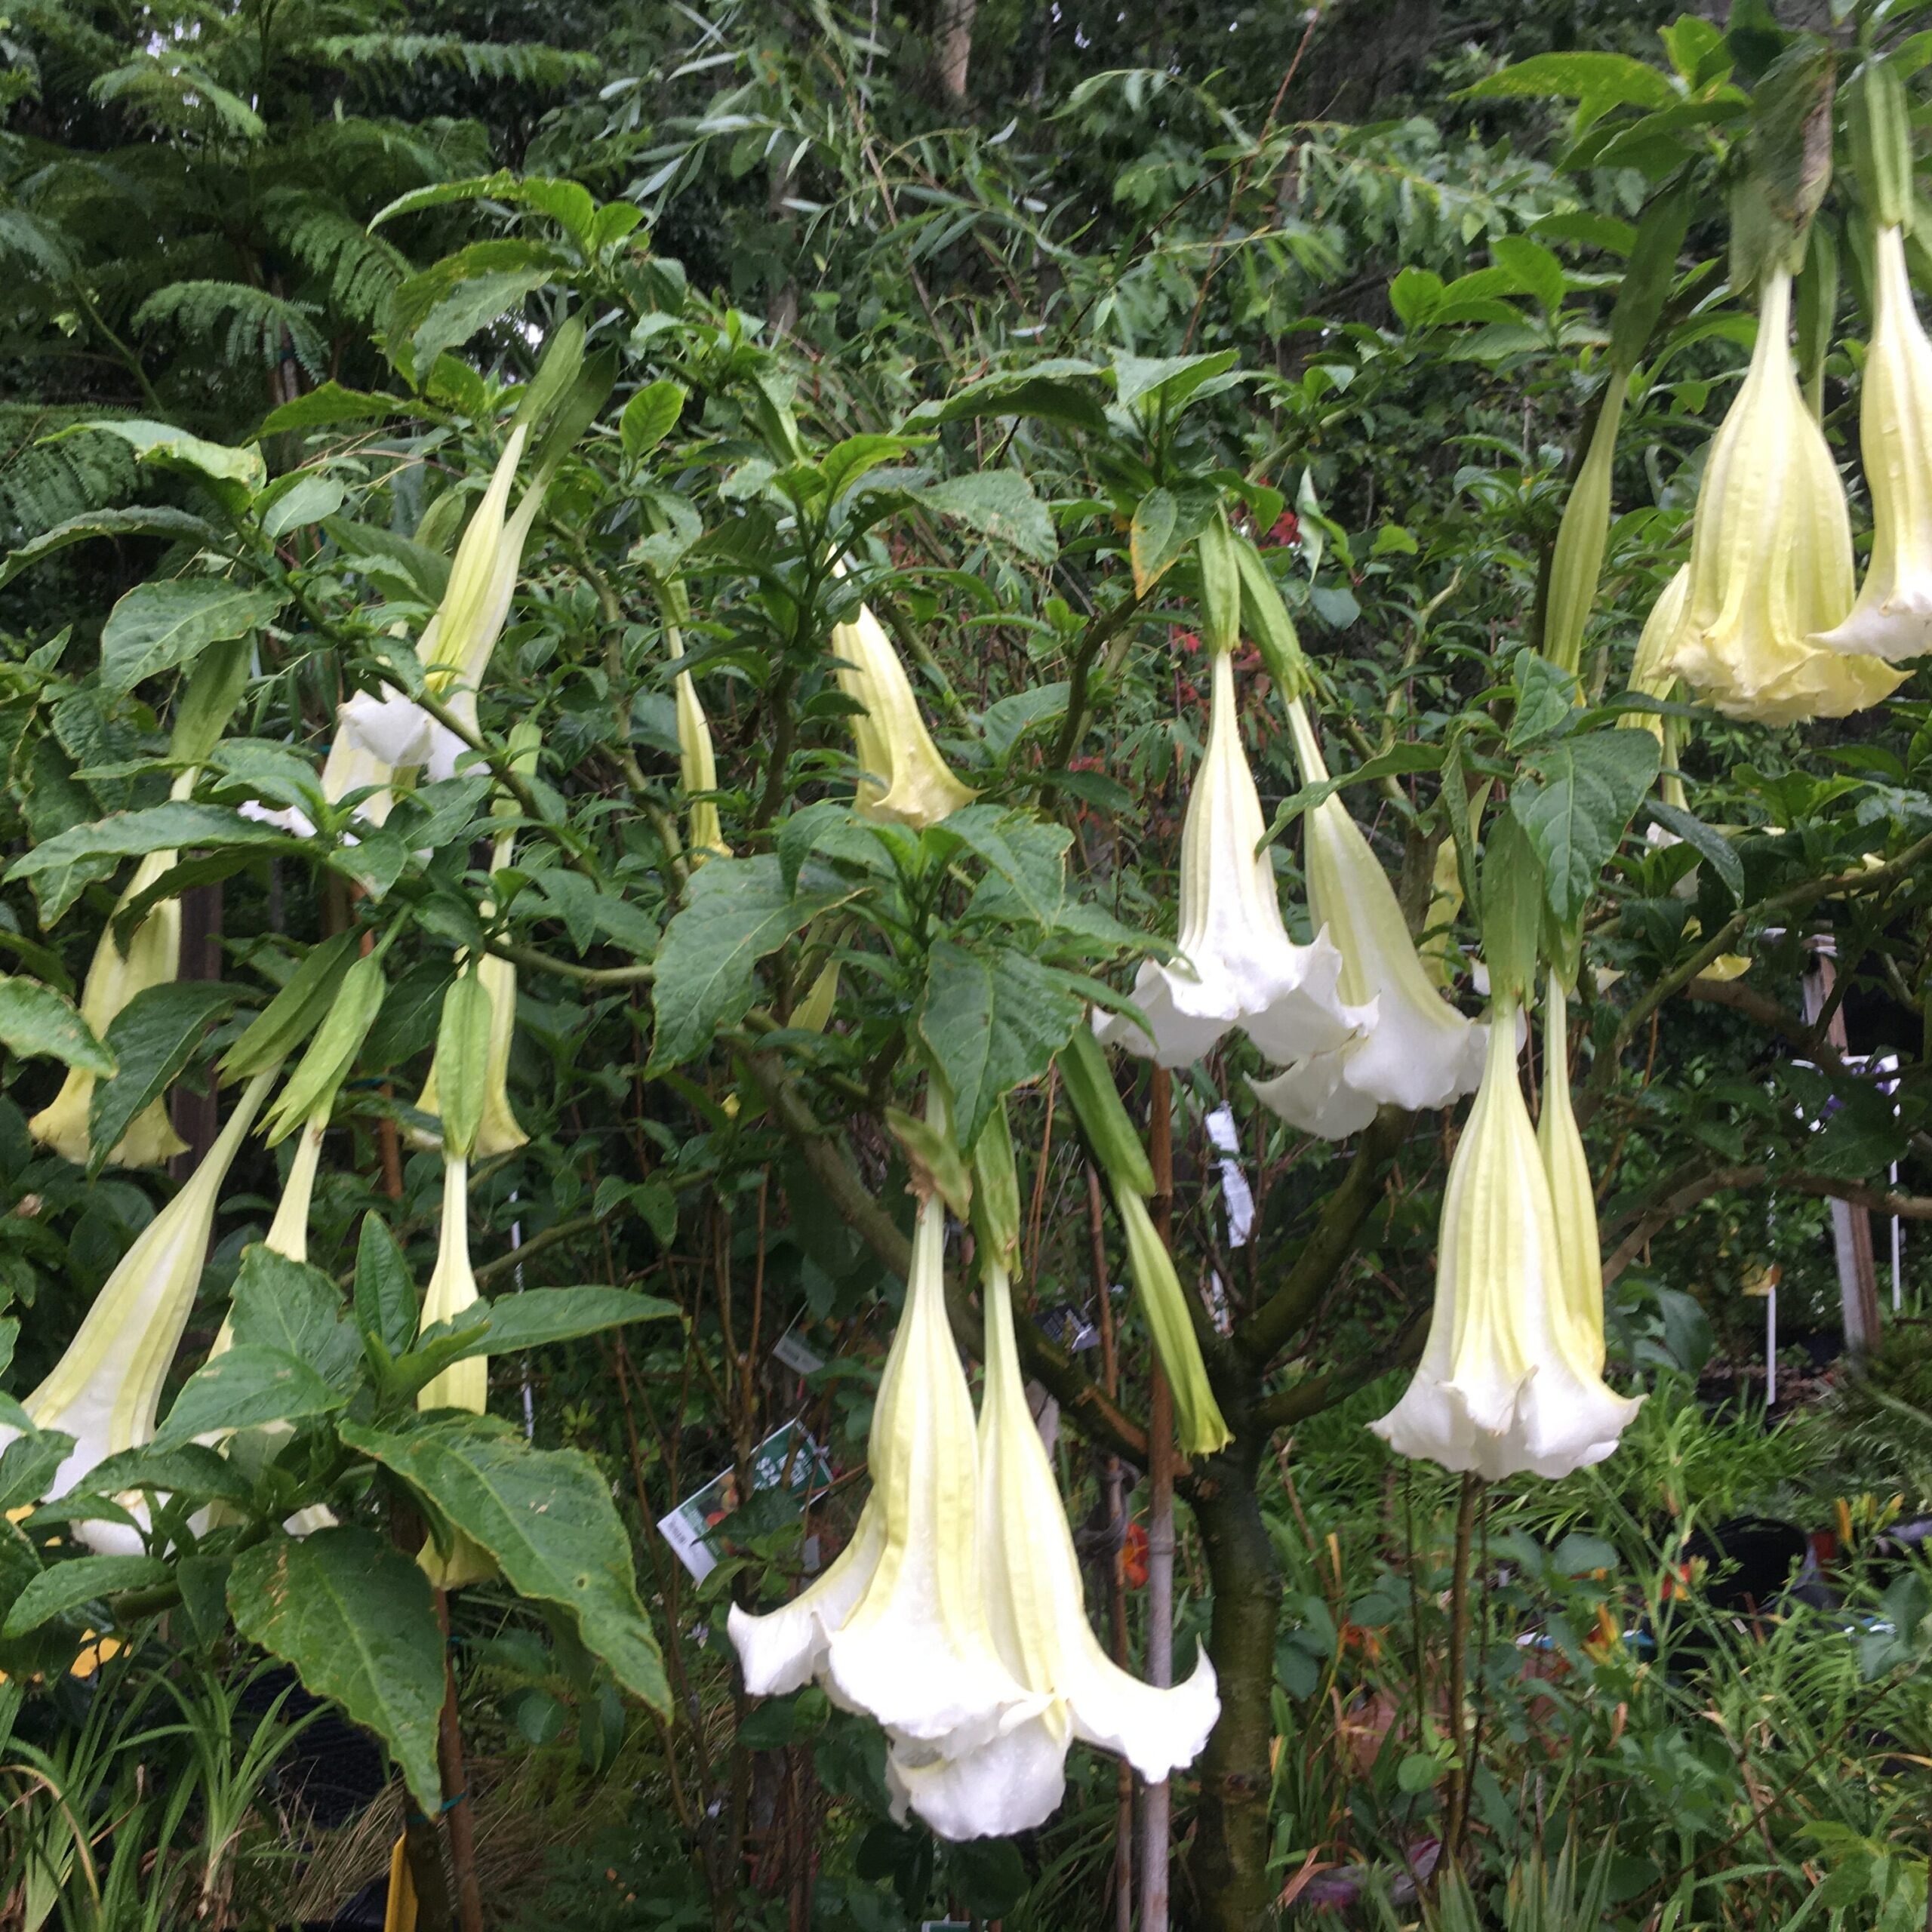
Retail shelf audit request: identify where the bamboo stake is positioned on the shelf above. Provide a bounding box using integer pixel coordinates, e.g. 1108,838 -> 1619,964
1090,1163 -> 1134,1932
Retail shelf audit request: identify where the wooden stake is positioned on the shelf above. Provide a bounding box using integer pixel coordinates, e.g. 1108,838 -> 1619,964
435,1589 -> 484,1932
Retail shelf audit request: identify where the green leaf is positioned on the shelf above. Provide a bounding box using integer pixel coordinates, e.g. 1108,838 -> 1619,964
1129,484 -> 1215,592
88,981 -> 233,1166
413,269 -> 554,374
0,1555 -> 168,1637
229,1245 -> 362,1391
1112,347 -> 1239,414
63,418 -> 265,494
940,805 -> 1071,926
620,379 -> 687,461
1646,801 -> 1745,905
909,371 -> 1109,435
258,382 -> 401,437
1388,266 -> 1444,330
0,507 -> 222,592
227,1527 -> 445,1814
100,580 -> 288,694
1491,234 -> 1567,315
8,804 -> 295,925
354,1214 -> 419,1361
1511,731 -> 1661,925
648,857 -> 863,1071
260,475 -> 346,538
1509,649 -> 1581,749
153,1345 -> 347,1448
1463,51 -> 1678,115
0,976 -> 113,1075
919,472 -> 1057,564
918,940 -> 1084,1151
371,171 -> 597,245
338,1419 -> 669,1712
71,1444 -> 252,1509
0,1433 -> 74,1515
417,1286 -> 678,1367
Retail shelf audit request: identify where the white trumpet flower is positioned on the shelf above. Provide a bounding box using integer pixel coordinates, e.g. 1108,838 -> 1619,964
31,774 -> 200,1168
887,1255 -> 1220,1840
3,1069 -> 276,1552
1666,267 -> 1901,722
728,1189 -> 1035,1754
830,604 -> 977,830
416,1152 -> 494,1589
1371,1001 -> 1640,1481
1250,700 -> 1484,1136
1814,224 -> 1932,661
1098,648 -> 1352,1068
1535,980 -> 1629,1403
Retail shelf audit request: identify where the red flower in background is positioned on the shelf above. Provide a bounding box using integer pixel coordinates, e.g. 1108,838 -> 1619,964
1266,509 -> 1301,550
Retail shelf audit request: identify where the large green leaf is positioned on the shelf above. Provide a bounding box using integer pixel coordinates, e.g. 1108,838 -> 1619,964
0,507 -> 223,592
88,980 -> 233,1167
1510,731 -> 1660,927
920,472 -> 1057,564
100,580 -> 288,694
413,269 -> 554,374
153,1345 -> 347,1448
918,940 -> 1084,1151
413,1285 -> 678,1367
0,976 -> 112,1076
228,1528 -> 445,1812
70,1443 -> 252,1509
340,1419 -> 669,1712
353,1214 -> 419,1362
8,804 -> 296,924
648,857 -> 862,1071
1,1555 -> 168,1637
228,1246 -> 362,1391
67,418 -> 266,493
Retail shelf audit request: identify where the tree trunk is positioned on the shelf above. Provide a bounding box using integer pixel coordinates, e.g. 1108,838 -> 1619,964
1187,1434 -> 1281,1932
934,0 -> 976,104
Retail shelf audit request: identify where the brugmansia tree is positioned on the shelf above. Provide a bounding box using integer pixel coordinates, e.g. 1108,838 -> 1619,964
0,3 -> 1929,1928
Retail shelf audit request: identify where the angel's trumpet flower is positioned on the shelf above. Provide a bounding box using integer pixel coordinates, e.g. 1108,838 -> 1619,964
1250,701 -> 1484,1137
1623,565 -> 1690,811
1543,370 -> 1628,677
728,1186 -> 1035,1755
1666,267 -> 1901,723
655,602 -> 730,863
888,1246 -> 1220,1839
3,1069 -> 277,1552
831,604 -> 977,829
414,1152 -> 496,1589
1814,225 -> 1932,661
1370,1001 -> 1639,1480
31,776 -> 200,1168
251,428 -> 543,837
414,832 -> 527,1159
1535,979 -> 1628,1401
1097,648 -> 1352,1068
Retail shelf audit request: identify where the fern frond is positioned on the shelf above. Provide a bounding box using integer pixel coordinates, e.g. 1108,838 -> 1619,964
0,207 -> 75,281
132,281 -> 327,380
91,57 -> 266,143
303,35 -> 600,92
0,405 -> 138,545
260,190 -> 409,325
